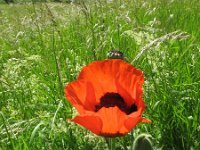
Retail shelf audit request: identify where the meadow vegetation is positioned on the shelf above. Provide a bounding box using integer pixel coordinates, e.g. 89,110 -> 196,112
0,0 -> 200,149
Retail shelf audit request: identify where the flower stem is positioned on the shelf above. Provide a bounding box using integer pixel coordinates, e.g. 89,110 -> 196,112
131,130 -> 135,150
105,137 -> 115,150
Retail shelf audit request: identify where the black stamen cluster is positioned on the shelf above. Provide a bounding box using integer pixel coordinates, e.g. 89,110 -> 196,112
95,92 -> 137,114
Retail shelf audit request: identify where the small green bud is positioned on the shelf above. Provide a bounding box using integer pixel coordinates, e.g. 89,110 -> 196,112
132,134 -> 153,150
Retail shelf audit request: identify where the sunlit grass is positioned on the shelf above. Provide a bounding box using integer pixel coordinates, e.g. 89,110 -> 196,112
0,0 -> 200,149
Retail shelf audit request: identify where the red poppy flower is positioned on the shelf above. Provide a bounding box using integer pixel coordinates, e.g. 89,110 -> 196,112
64,59 -> 151,137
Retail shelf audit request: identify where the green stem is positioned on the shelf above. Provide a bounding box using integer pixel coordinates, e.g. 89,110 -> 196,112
110,138 -> 113,150
0,111 -> 15,148
105,137 -> 115,150
131,130 -> 135,150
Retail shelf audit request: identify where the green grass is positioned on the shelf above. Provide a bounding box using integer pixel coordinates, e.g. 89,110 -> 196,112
0,0 -> 200,149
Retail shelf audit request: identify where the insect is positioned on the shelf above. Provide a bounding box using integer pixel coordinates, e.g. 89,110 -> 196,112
107,50 -> 124,60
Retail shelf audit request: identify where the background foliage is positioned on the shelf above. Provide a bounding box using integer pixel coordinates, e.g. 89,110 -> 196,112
0,0 -> 200,149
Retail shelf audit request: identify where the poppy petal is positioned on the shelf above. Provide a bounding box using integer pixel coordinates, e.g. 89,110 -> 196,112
65,81 -> 97,111
124,117 -> 142,131
96,106 -> 129,136
141,118 -> 152,122
115,78 -> 134,107
124,107 -> 151,131
116,65 -> 144,107
85,81 -> 97,110
71,115 -> 102,135
78,60 -> 122,101
65,80 -> 87,106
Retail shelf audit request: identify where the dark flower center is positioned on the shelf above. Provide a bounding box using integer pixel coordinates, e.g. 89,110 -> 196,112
95,92 -> 137,115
